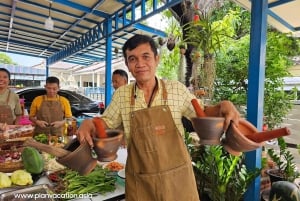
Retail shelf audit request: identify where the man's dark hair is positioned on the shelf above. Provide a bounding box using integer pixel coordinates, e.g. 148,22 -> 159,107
46,76 -> 60,86
122,34 -> 158,61
0,68 -> 11,80
113,69 -> 128,82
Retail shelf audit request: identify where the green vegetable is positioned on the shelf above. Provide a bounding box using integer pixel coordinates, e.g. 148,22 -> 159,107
11,170 -> 33,185
0,172 -> 12,188
34,133 -> 48,144
21,147 -> 44,174
61,166 -> 116,195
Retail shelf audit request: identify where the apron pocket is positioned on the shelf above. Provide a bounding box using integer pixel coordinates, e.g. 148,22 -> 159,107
134,164 -> 199,201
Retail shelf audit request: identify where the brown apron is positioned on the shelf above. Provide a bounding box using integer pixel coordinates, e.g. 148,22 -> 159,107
34,95 -> 64,136
0,90 -> 14,125
125,80 -> 199,201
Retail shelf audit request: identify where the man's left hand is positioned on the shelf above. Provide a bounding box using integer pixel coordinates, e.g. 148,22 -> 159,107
50,120 -> 65,128
218,100 -> 240,131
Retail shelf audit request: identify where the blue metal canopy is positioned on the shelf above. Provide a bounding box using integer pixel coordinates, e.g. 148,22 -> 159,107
0,0 -> 182,66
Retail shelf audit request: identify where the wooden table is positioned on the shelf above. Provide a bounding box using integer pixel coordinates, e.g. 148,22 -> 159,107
0,148 -> 127,201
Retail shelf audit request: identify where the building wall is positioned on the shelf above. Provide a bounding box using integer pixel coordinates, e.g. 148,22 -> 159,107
49,61 -> 132,90
289,65 -> 300,76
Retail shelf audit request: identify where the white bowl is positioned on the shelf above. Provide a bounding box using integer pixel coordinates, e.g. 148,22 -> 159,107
117,169 -> 125,179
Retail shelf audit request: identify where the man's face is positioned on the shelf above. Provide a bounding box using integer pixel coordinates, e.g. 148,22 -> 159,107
112,74 -> 127,90
125,43 -> 159,83
44,83 -> 59,98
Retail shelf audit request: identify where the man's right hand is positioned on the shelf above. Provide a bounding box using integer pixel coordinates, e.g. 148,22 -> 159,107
76,119 -> 96,148
36,120 -> 49,128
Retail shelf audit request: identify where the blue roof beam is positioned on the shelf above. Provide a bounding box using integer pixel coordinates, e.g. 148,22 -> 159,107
48,0 -> 181,65
48,23 -> 105,64
53,0 -> 109,19
19,1 -> 99,24
111,0 -> 180,36
0,38 -> 58,52
267,0 -> 298,32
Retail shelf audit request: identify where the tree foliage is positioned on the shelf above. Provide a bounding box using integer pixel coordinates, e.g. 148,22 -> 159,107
160,0 -> 300,129
0,53 -> 16,64
215,29 -> 300,129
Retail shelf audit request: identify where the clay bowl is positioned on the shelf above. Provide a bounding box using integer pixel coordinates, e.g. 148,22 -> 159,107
222,119 -> 264,156
93,129 -> 123,162
191,117 -> 225,145
56,138 -> 98,175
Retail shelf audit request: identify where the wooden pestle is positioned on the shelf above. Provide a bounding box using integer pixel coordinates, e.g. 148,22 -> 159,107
246,127 -> 290,143
24,138 -> 70,157
191,99 -> 206,117
92,117 -> 108,138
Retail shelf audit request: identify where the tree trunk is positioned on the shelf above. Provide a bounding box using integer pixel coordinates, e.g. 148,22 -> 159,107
200,55 -> 215,99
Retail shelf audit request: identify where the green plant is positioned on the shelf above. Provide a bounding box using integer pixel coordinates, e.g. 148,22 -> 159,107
182,9 -> 237,98
267,137 -> 299,182
215,30 -> 299,130
184,133 -> 260,201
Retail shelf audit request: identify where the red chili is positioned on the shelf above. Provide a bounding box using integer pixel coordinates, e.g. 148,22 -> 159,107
48,173 -> 60,182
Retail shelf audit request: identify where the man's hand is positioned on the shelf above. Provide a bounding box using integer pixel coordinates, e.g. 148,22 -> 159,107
219,100 -> 240,131
50,120 -> 65,128
36,120 -> 49,128
76,119 -> 96,148
204,100 -> 240,131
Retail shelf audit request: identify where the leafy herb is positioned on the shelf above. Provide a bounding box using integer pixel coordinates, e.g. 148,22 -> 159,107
61,166 -> 116,197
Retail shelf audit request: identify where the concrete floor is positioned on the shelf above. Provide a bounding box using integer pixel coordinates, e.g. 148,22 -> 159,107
265,104 -> 300,169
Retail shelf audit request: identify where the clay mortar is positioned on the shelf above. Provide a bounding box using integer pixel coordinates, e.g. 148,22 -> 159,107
56,138 -> 98,175
93,129 -> 123,162
222,119 -> 264,156
191,117 -> 225,145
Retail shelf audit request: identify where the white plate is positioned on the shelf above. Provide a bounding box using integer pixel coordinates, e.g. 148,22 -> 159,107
117,169 -> 125,179
102,161 -> 124,172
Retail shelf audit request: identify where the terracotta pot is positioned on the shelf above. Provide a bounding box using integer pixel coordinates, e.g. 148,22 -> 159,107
191,117 -> 224,145
57,138 -> 98,175
93,129 -> 123,162
222,119 -> 264,156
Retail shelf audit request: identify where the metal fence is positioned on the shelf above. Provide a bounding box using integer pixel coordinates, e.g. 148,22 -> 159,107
82,87 -> 106,101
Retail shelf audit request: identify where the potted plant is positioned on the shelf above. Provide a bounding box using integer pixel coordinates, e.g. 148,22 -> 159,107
183,6 -> 236,99
266,137 -> 299,184
184,132 -> 261,201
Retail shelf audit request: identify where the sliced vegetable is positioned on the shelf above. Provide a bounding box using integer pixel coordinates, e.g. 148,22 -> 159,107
21,147 -> 44,174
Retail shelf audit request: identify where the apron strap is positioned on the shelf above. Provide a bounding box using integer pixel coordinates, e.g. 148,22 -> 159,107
6,90 -> 11,104
160,80 -> 167,104
130,84 -> 135,106
130,78 -> 168,107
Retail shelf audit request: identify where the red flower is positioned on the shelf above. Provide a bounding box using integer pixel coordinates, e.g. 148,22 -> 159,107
193,15 -> 200,22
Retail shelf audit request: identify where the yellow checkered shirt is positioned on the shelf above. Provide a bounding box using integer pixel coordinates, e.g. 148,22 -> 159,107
101,79 -> 202,141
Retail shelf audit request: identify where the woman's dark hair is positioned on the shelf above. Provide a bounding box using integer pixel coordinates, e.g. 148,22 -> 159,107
113,69 -> 128,82
46,76 -> 60,86
122,34 -> 158,61
0,68 -> 11,80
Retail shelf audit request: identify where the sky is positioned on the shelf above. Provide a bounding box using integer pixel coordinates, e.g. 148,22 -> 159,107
4,52 -> 44,67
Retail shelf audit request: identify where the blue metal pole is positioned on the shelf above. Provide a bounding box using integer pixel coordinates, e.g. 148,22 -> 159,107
45,59 -> 49,78
244,0 -> 268,200
104,18 -> 113,107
